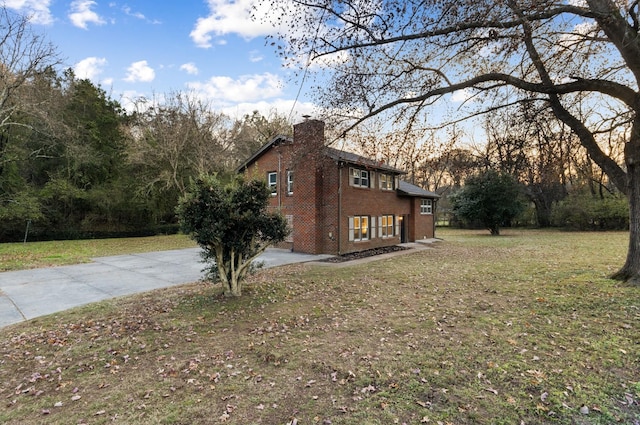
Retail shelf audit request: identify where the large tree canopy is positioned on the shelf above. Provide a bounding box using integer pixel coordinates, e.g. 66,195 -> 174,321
261,0 -> 640,284
451,170 -> 526,235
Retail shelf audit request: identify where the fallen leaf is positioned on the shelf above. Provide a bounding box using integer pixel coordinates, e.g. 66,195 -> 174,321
624,393 -> 635,405
361,384 -> 376,393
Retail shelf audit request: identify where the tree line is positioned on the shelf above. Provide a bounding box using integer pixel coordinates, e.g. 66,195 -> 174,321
344,104 -> 627,232
0,3 -> 629,245
0,72 -> 290,241
0,6 -> 291,242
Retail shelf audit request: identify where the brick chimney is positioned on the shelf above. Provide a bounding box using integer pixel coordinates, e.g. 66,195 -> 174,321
293,118 -> 325,161
290,118 -> 325,254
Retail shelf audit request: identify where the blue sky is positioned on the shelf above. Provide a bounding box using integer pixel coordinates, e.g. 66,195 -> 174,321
7,0 -> 316,119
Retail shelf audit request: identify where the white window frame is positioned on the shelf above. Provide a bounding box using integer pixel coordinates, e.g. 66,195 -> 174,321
287,170 -> 294,195
379,214 -> 394,238
268,172 -> 277,196
348,215 -> 370,241
380,174 -> 394,190
350,167 -> 370,188
420,199 -> 433,215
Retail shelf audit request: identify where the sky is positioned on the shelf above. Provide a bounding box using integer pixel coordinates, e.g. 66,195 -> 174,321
6,0 -> 317,120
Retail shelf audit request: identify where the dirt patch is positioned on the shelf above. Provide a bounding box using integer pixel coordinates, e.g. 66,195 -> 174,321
320,245 -> 409,263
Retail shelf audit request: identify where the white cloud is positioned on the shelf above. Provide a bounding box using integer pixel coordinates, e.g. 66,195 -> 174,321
185,73 -> 283,103
124,60 -> 155,83
73,56 -> 107,80
558,21 -> 598,50
118,90 -> 146,113
180,62 -> 199,75
5,0 -> 53,25
220,99 -> 316,122
190,0 -> 307,48
451,88 -> 472,103
69,0 -> 106,29
308,50 -> 351,70
122,5 -> 161,24
122,5 -> 145,20
249,50 -> 264,63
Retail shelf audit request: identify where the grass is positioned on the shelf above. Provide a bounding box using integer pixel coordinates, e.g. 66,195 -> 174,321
1,228 -> 639,424
0,234 -> 197,271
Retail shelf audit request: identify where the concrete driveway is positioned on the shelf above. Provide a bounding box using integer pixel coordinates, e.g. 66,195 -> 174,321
0,248 -> 332,329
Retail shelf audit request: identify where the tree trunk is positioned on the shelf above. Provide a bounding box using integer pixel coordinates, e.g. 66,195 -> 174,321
227,249 -> 241,297
612,161 -> 640,285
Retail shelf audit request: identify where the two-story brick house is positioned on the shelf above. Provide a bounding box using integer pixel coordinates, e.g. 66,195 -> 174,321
237,118 -> 439,255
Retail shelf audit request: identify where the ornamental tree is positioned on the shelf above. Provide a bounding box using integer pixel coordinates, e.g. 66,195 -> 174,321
451,170 -> 526,236
177,175 -> 289,297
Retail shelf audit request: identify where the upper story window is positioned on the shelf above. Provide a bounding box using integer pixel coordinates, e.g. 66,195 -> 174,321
268,172 -> 277,196
350,167 -> 370,188
380,173 -> 394,190
420,199 -> 433,215
287,170 -> 294,195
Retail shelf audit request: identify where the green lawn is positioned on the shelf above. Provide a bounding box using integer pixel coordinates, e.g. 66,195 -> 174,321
0,229 -> 638,424
0,234 -> 197,271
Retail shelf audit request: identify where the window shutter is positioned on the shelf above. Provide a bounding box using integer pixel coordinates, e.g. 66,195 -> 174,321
370,216 -> 376,239
378,216 -> 383,238
369,171 -> 375,188
285,215 -> 293,242
348,216 -> 354,241
395,216 -> 401,237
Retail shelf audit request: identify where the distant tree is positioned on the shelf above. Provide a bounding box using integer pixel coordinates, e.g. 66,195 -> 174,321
482,106 -> 576,227
0,6 -> 60,232
177,175 -> 289,297
451,170 -> 526,236
231,110 -> 292,164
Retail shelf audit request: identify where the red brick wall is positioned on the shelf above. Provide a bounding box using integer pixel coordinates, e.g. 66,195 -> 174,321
290,120 -> 325,254
409,198 -> 436,241
336,166 -> 410,254
241,119 -> 437,255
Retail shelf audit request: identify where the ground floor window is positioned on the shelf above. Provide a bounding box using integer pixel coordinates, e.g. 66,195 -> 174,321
380,214 -> 394,237
348,215 -> 370,241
